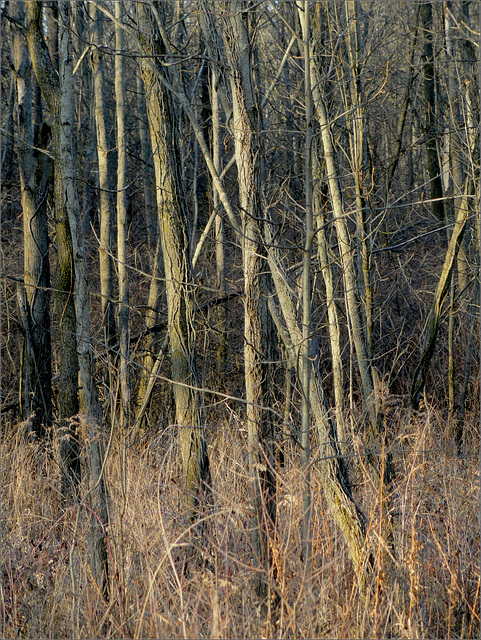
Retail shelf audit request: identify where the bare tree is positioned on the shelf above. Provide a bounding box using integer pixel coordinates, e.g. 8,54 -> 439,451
58,0 -> 109,595
115,0 -> 131,432
222,1 -> 278,605
136,0 -> 211,519
10,1 -> 52,442
26,0 -> 81,499
90,2 -> 116,352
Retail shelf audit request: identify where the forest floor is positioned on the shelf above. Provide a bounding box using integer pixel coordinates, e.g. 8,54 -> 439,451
1,400 -> 479,639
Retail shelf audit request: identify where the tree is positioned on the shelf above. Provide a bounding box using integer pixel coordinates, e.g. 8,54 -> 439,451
90,2 -> 116,353
26,0 -> 109,592
114,0 -> 131,433
10,1 -> 52,442
26,0 -> 81,499
221,1 -> 278,605
136,0 -> 211,519
58,0 -> 109,594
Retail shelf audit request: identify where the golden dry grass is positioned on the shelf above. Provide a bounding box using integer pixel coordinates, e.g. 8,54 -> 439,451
1,404 -> 479,639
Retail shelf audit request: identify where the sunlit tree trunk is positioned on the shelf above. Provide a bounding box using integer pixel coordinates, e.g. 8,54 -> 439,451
136,68 -> 157,263
115,0 -> 131,432
222,1 -> 277,606
137,1 -> 211,517
344,0 -> 373,357
314,154 -> 346,448
90,2 -> 116,351
296,0 -> 314,610
133,64 -> 163,434
211,68 -> 227,379
266,231 -> 370,591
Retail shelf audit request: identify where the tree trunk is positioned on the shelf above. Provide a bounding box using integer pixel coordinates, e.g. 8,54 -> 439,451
58,0 -> 109,594
90,2 -> 116,352
26,0 -> 81,500
137,1 -> 211,518
420,0 -> 445,222
115,0 -> 131,433
222,1 -> 278,606
12,1 -> 52,441
266,240 -> 370,590
298,0 -> 314,605
136,68 -> 157,263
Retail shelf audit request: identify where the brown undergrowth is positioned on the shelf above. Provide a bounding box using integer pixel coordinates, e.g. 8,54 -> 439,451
1,404 -> 479,639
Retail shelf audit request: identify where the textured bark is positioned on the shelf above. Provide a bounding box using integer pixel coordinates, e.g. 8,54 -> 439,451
420,1 -> 445,222
344,0 -> 373,358
298,0 -> 314,594
58,0 -> 108,594
222,2 -> 277,604
12,1 -> 52,440
211,69 -> 227,377
136,68 -> 157,261
137,1 -> 211,517
90,2 -> 116,351
314,159 -> 346,447
26,1 -> 81,499
266,242 -> 369,589
134,66 -> 163,432
115,0 -> 131,432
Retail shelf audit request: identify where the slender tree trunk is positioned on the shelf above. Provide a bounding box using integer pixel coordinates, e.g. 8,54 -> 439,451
134,66 -> 163,434
90,2 -> 116,352
26,1 -> 81,500
136,68 -> 157,263
115,0 -> 131,433
420,0 -> 445,222
58,0 -> 109,594
266,237 -> 370,590
300,7 -> 378,439
298,0 -> 314,607
314,157 -> 346,447
411,183 -> 471,409
12,1 -> 52,441
211,68 -> 227,379
222,2 -> 278,608
345,0 -> 373,358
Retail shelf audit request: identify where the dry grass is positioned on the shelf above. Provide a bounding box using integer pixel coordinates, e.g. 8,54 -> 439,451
1,403 -> 479,640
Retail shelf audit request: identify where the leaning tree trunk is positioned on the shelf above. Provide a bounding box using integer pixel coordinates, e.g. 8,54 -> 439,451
137,1 -> 211,519
266,226 -> 370,591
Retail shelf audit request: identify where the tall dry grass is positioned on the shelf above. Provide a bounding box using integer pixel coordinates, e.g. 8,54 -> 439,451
1,402 -> 479,639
